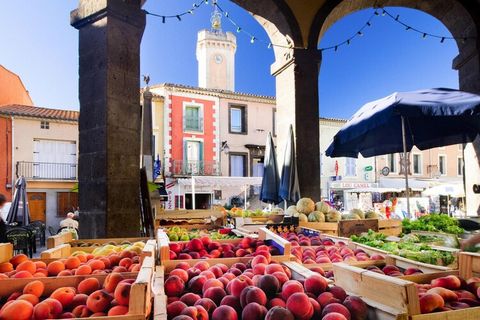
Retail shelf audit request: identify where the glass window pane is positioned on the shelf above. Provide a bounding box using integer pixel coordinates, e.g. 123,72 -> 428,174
230,155 -> 245,176
230,107 -> 243,133
413,154 -> 420,174
185,107 -> 201,131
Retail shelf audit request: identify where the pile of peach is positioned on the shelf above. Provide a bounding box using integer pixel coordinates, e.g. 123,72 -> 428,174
281,232 -> 337,247
0,252 -> 141,279
165,254 -> 369,320
364,264 -> 424,277
291,244 -> 384,265
417,275 -> 480,313
169,237 -> 281,260
0,272 -> 133,319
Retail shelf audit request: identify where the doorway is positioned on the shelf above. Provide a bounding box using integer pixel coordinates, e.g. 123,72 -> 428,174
185,193 -> 212,210
27,192 -> 46,222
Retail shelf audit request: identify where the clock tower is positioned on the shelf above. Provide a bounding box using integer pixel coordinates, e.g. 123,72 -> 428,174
196,7 -> 236,91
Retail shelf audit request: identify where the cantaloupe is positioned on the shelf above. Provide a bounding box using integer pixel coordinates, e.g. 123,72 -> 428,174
296,198 -> 315,214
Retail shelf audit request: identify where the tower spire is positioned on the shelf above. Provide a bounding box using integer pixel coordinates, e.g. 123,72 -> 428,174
210,0 -> 222,33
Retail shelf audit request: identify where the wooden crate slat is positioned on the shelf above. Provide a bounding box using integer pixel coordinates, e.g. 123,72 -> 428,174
128,256 -> 154,315
41,244 -> 72,259
410,308 -> 480,320
458,252 -> 480,279
0,243 -> 13,263
47,232 -> 73,249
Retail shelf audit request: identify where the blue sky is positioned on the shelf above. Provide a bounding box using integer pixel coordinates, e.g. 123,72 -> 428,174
0,1 -> 458,119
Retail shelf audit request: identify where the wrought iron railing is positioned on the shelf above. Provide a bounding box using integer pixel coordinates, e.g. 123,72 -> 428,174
170,160 -> 220,176
16,161 -> 77,180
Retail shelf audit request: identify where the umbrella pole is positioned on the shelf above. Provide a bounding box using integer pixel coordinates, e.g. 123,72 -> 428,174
192,177 -> 196,210
244,185 -> 247,210
401,116 -> 411,218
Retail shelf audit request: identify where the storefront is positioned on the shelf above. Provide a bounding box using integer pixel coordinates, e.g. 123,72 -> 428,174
328,181 -> 378,211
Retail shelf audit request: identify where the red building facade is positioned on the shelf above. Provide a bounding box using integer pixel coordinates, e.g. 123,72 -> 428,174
0,116 -> 12,200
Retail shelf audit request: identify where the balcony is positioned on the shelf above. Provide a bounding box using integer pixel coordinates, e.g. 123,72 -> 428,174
16,161 -> 77,181
170,160 -> 220,176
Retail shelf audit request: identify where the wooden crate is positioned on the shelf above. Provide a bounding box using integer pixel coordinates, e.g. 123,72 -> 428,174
155,209 -> 226,229
41,239 -> 157,264
158,229 -> 290,265
299,219 -> 379,237
458,252 -> 480,279
332,262 -> 480,320
0,243 -> 13,263
153,260 -> 328,320
0,256 -> 155,319
47,232 -> 74,249
379,219 -> 403,236
47,234 -> 149,249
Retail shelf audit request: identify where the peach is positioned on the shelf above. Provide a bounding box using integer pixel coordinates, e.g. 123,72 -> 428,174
202,278 -> 224,293
65,256 -> 81,270
87,290 -> 113,313
404,268 -> 423,276
242,302 -> 268,320
194,261 -> 210,271
187,239 -> 204,252
419,293 -> 445,314
43,298 -> 63,314
47,261 -> 65,276
220,295 -> 241,314
114,282 -> 132,306
427,287 -> 458,302
272,271 -> 289,286
168,301 -> 188,320
181,305 -> 209,320
265,264 -> 284,275
322,303 -> 351,320
88,259 -> 106,271
251,255 -> 269,266
447,301 -> 470,310
17,293 -> 39,306
229,276 -> 253,297
0,299 -> 33,320
23,280 -> 44,297
72,305 -> 91,318
343,296 -> 368,320
281,280 -> 304,301
104,272 -> 124,293
240,286 -> 267,308
50,286 -> 76,308
166,275 -> 185,297
107,305 -> 128,316
171,269 -> 189,283
58,270 -> 74,277
13,270 -> 33,278
329,286 -> 347,302
304,274 -> 328,296
188,275 -> 207,294
265,306 -> 294,320
431,275 -> 461,290
75,264 -> 92,276
286,293 -> 314,320
71,293 -> 89,308
9,254 -> 28,267
0,262 -> 13,273
180,293 -> 202,306
309,266 -> 325,276
458,298 -> 480,307
257,274 -> 280,298
78,277 -> 101,295
212,305 -> 238,320
253,263 -> 267,275
33,300 -> 62,320
200,270 -> 215,280
204,286 -> 226,306
455,290 -> 476,300
267,297 -> 286,309
322,313 -> 348,320
194,298 -> 217,316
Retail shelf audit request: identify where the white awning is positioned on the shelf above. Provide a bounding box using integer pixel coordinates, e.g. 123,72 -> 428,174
423,183 -> 465,197
346,187 -> 402,193
177,176 -> 263,187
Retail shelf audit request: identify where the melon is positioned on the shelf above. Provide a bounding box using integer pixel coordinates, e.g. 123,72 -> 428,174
296,198 -> 315,214
298,213 -> 308,222
315,201 -> 331,214
286,205 -> 299,217
325,210 -> 342,222
365,211 -> 379,219
350,208 -> 365,219
308,211 -> 325,222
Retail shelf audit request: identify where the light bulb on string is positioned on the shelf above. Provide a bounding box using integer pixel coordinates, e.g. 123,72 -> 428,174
334,46 -> 338,52
188,10 -> 193,14
366,22 -> 371,27
395,15 -> 400,21
405,26 -> 411,31
236,27 -> 241,33
440,37 -> 445,43
224,12 -> 229,17
267,43 -> 272,49
162,16 -> 166,23
422,33 -> 427,39
176,15 -> 182,21
347,39 -> 351,45
382,10 -> 386,16
250,36 -> 256,44
357,31 -> 363,36
205,0 -> 208,4
374,10 -> 379,16
193,3 -> 198,8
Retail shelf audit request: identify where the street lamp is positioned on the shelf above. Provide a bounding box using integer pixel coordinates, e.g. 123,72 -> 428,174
221,141 -> 230,154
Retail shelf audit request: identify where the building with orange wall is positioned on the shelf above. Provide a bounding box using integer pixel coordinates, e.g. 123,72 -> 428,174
0,116 -> 12,200
0,65 -> 34,106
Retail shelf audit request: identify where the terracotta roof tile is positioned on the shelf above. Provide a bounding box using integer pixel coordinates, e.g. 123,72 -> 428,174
0,104 -> 78,121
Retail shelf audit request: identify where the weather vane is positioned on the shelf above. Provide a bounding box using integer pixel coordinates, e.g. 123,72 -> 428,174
210,0 -> 222,33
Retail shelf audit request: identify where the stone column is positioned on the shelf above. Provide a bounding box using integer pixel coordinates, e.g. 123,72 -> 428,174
272,48 -> 322,200
142,88 -> 154,182
71,0 -> 146,238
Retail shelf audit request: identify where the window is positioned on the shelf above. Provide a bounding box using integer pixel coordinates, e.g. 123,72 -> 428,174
184,106 -> 202,132
387,154 -> 396,173
439,155 -> 446,175
229,153 -> 247,177
345,158 -> 357,177
57,192 -> 78,217
458,157 -> 463,176
174,195 -> 184,209
413,154 -> 422,175
40,121 -> 49,129
272,109 -> 277,136
33,139 -> 77,179
229,105 -> 247,134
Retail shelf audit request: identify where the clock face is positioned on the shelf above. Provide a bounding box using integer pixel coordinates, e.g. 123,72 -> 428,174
214,54 -> 223,64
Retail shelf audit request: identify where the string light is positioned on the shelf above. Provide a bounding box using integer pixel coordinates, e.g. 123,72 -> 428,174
143,0 -> 207,22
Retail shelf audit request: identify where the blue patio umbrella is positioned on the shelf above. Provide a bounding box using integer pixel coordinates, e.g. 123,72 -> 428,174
279,125 -> 301,204
260,132 -> 281,204
326,88 -> 480,217
6,176 -> 30,226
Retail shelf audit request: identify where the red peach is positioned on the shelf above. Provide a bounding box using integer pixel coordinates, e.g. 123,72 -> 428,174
242,302 -> 268,320
286,293 -> 314,320
281,280 -> 304,301
168,301 -> 188,320
240,286 -> 267,308
212,305 -> 238,320
265,306 -> 294,320
321,303 -> 351,320
194,298 -> 217,316
165,275 -> 185,297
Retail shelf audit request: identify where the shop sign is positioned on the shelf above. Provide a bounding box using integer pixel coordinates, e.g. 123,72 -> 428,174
330,182 -> 378,189
364,166 -> 373,172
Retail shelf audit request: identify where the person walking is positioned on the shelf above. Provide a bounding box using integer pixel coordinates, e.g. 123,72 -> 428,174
0,194 -> 8,243
60,212 -> 79,229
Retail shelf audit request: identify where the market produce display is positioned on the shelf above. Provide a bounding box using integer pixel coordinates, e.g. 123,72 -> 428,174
321,264 -> 425,281
0,243 -> 144,279
291,243 -> 383,265
0,272 -> 134,319
164,256 -> 369,320
415,274 -> 480,313
351,230 -> 456,266
165,227 -> 239,241
168,237 -> 282,260
402,214 -> 464,235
